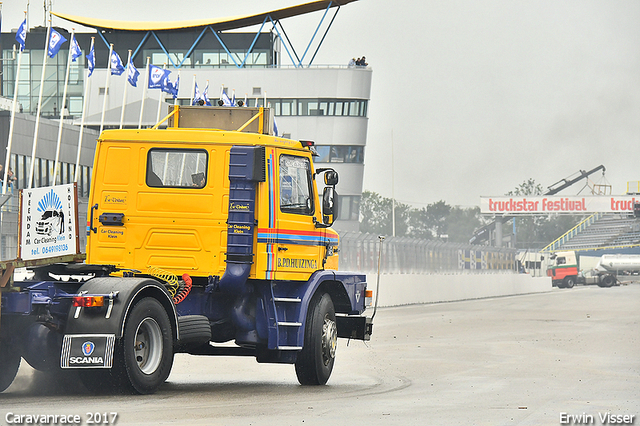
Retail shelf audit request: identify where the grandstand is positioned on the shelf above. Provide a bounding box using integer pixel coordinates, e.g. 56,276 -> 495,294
543,212 -> 640,253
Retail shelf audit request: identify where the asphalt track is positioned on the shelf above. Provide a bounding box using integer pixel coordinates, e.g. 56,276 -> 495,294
1,283 -> 638,426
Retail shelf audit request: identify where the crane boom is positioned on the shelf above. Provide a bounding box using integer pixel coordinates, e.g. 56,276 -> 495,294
470,165 -> 607,245
545,165 -> 606,195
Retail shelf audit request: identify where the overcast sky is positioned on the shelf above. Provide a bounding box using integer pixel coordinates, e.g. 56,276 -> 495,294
3,0 -> 640,208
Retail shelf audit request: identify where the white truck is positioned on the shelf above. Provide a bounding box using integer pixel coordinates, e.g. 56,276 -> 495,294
547,250 -> 640,288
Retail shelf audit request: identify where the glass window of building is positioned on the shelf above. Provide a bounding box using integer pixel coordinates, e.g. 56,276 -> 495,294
314,146 -> 364,164
345,146 -> 364,163
315,146 -> 331,163
263,97 -> 369,116
230,50 -> 246,66
250,51 -> 268,66
349,101 -> 359,116
330,146 -> 349,163
281,99 -> 295,116
334,101 -> 343,116
82,167 -> 91,197
219,52 -> 231,66
337,195 -> 361,221
201,52 -> 218,66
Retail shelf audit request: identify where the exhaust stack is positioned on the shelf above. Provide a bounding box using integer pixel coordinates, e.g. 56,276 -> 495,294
218,145 -> 265,294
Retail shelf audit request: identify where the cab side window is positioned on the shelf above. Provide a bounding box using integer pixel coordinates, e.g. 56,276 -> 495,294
147,149 -> 208,188
279,155 -> 314,215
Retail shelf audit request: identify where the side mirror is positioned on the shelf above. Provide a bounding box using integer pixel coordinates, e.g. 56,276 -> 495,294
324,170 -> 339,186
322,187 -> 339,225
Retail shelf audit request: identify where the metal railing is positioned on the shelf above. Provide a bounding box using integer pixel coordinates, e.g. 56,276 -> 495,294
338,232 -> 517,274
540,212 -> 603,252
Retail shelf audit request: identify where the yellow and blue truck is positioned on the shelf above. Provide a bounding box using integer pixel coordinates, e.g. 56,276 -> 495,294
0,106 -> 372,394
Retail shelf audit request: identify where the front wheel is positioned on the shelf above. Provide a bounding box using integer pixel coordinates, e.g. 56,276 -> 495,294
0,339 -> 21,393
563,277 -> 575,289
295,292 -> 337,385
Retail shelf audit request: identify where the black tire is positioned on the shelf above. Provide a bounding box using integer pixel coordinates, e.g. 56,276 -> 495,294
176,315 -> 212,348
119,297 -> 174,394
564,277 -> 575,289
601,275 -> 616,288
80,298 -> 173,395
0,339 -> 21,393
295,292 -> 337,386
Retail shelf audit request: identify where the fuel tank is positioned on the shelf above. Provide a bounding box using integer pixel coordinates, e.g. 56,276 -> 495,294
595,254 -> 640,273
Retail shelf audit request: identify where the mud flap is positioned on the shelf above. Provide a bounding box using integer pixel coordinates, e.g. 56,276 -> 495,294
60,334 -> 116,369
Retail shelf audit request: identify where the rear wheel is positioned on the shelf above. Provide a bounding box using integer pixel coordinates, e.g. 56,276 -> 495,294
80,298 -> 174,395
0,339 -> 21,393
295,292 -> 337,385
601,275 -> 616,288
121,298 -> 174,394
563,276 -> 575,289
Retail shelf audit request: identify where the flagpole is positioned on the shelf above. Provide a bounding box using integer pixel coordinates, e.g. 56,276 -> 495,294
391,128 -> 396,237
74,37 -> 94,182
174,70 -> 180,108
27,15 -> 52,189
3,11 -> 27,195
190,75 -> 196,106
156,63 -> 166,124
119,49 -> 132,129
53,29 -> 75,184
138,57 -> 150,129
99,43 -> 114,134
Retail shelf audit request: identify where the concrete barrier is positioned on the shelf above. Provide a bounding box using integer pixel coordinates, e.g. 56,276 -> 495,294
367,272 -> 552,307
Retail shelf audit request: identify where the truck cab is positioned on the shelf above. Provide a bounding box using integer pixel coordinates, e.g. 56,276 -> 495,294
547,250 -> 579,288
87,120 -> 338,281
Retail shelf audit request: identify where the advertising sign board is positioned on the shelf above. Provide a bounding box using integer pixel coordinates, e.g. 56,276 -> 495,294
480,196 -> 639,215
19,184 -> 80,260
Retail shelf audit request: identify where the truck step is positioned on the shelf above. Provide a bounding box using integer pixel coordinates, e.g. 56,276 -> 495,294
277,322 -> 302,327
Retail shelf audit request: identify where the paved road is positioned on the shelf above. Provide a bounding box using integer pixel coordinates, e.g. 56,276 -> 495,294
1,283 -> 639,426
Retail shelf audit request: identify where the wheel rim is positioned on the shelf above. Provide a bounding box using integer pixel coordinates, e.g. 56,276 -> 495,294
134,317 -> 163,375
321,314 -> 337,366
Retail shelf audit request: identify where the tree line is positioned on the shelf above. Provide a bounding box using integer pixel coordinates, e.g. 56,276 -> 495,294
358,179 -> 585,249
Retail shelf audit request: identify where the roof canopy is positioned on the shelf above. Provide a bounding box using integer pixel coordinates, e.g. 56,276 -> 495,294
52,0 -> 357,32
